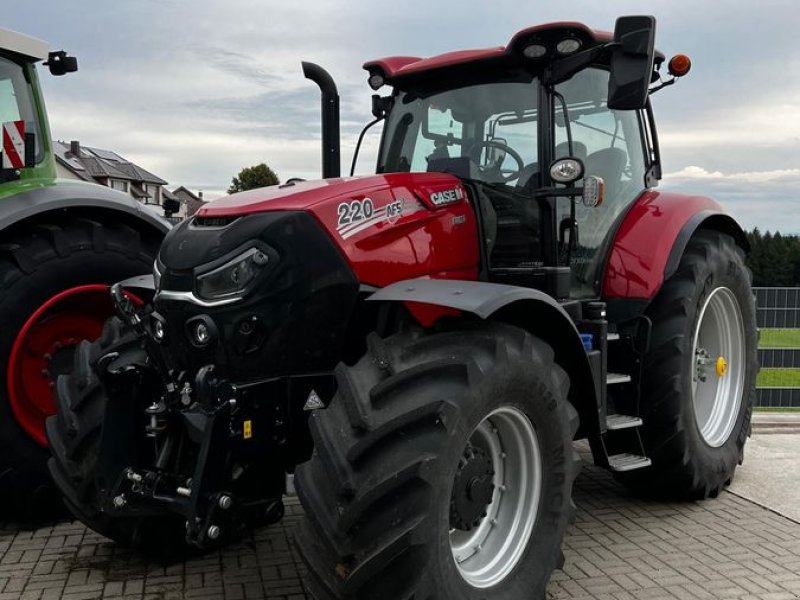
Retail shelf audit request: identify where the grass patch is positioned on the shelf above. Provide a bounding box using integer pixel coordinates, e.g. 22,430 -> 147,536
757,368 -> 800,387
754,406 -> 800,412
759,329 -> 800,348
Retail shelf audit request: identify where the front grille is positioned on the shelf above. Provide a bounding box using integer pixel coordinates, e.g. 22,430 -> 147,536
192,216 -> 239,228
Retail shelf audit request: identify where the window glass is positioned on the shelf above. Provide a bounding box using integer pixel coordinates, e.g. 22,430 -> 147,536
380,79 -> 540,186
0,57 -> 41,162
0,79 -> 21,122
556,68 -> 647,297
486,111 -> 537,173
409,107 -> 459,172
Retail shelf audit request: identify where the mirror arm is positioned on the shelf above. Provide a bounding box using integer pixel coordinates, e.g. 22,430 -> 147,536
350,116 -> 384,176
648,76 -> 678,96
543,44 -> 610,86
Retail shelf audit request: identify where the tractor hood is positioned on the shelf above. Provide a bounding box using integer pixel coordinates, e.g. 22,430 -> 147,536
173,170 -> 479,290
154,170 -> 480,378
196,172 -> 466,217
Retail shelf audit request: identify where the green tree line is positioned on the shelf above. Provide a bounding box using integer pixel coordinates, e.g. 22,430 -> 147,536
746,228 -> 800,287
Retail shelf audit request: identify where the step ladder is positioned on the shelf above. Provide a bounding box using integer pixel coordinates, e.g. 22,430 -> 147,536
603,354 -> 652,472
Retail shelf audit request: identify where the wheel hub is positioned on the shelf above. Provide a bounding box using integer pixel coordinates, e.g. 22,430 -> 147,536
690,286 -> 746,447
449,407 -> 542,589
450,444 -> 495,531
6,285 -> 117,447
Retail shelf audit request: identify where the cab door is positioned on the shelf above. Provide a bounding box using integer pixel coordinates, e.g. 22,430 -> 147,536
554,68 -> 650,298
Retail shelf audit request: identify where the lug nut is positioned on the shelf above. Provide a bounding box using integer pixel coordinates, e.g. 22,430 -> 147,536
218,495 -> 232,510
113,495 -> 127,509
207,525 -> 221,540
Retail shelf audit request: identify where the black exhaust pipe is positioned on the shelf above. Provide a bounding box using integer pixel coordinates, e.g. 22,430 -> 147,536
302,62 -> 340,179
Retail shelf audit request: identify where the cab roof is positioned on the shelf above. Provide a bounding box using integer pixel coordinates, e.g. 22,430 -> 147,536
0,28 -> 48,62
364,22 -> 613,86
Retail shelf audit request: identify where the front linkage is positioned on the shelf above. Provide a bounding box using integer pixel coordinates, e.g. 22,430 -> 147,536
95,284 -> 290,547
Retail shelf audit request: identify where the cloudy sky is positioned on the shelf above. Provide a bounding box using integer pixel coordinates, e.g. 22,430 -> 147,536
6,1 -> 799,232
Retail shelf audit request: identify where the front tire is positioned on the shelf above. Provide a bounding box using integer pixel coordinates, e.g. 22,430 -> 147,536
295,323 -> 580,600
46,317 -> 186,554
0,217 -> 159,520
617,230 -> 758,499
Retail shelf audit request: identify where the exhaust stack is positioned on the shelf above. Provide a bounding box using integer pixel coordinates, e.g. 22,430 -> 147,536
302,62 -> 340,179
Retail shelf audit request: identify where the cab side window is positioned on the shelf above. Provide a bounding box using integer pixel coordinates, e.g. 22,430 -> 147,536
556,68 -> 648,297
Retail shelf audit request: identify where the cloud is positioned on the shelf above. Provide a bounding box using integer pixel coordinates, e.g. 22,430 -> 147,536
664,166 -> 800,184
5,0 -> 798,234
662,166 -> 800,234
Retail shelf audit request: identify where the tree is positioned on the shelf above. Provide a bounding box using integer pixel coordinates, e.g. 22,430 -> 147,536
745,227 -> 800,287
228,163 -> 279,194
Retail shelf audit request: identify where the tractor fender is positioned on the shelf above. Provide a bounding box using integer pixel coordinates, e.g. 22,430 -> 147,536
663,210 -> 748,281
0,180 -> 171,238
368,278 -> 601,438
603,190 -> 747,302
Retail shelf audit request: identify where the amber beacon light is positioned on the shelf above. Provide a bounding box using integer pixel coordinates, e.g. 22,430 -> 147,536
668,54 -> 692,77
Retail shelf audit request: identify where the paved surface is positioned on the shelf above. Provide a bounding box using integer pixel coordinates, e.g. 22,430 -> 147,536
1,437 -> 798,600
730,433 -> 800,523
752,412 -> 800,435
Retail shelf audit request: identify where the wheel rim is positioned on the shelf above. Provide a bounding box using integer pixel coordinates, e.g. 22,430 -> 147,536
691,286 -> 746,447
450,406 -> 542,588
6,285 -> 118,447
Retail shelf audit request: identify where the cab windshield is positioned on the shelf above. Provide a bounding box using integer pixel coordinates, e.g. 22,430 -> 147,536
379,78 -> 540,188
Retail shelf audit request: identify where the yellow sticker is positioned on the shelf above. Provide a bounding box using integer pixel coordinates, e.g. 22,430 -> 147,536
243,420 -> 252,439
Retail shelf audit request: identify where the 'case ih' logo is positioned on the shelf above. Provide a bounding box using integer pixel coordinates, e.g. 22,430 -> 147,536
430,187 -> 463,206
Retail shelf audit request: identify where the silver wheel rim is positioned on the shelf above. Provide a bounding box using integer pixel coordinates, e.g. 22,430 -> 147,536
450,406 -> 542,588
691,287 -> 746,447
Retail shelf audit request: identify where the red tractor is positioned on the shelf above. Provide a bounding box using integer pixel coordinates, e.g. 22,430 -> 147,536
48,16 -> 757,600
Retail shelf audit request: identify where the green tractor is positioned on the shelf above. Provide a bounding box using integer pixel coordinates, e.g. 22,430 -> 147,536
0,28 -> 169,519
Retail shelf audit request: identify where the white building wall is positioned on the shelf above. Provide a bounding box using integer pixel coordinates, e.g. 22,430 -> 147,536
55,162 -> 85,181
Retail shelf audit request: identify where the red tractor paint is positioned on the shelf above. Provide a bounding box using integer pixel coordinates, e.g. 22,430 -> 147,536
200,172 -> 481,326
6,285 -> 139,446
200,172 -> 481,287
602,191 -> 726,300
365,22 -> 612,83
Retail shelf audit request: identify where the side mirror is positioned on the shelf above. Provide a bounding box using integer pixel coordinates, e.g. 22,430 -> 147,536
45,51 -> 78,76
607,15 -> 656,110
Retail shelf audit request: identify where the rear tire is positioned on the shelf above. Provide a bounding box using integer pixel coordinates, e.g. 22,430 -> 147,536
46,317 -> 187,555
295,322 -> 580,600
0,217 -> 159,521
616,230 -> 757,499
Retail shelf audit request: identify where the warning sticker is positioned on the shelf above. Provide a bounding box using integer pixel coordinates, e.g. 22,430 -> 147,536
1,120 -> 25,170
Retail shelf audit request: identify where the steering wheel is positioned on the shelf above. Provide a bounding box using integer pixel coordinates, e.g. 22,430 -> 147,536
472,140 -> 525,182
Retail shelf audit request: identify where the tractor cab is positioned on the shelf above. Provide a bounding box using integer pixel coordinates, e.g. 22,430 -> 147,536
361,17 -> 683,300
0,29 -> 77,186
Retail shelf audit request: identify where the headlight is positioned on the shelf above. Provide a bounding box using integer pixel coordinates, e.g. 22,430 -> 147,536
195,247 -> 270,301
549,157 -> 584,184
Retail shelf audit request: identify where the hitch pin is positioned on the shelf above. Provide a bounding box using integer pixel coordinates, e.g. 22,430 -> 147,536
176,486 -> 192,498
126,470 -> 143,483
